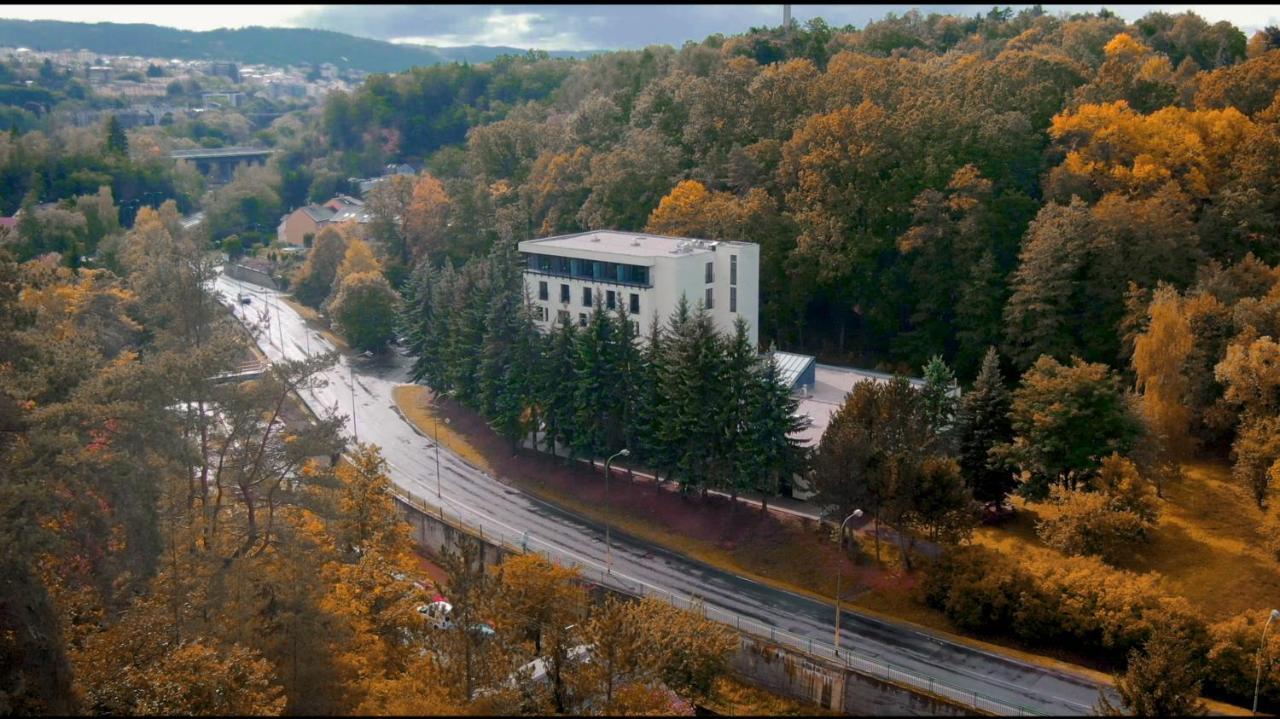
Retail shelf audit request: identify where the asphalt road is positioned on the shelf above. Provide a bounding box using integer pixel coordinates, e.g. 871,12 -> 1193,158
215,274 -> 1110,715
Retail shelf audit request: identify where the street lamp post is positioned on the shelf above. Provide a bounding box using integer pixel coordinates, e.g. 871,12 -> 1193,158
603,448 -> 630,575
834,508 -> 864,653
1255,608 -> 1280,714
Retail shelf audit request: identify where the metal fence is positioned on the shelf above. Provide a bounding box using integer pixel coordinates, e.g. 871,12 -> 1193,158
389,485 -> 1043,717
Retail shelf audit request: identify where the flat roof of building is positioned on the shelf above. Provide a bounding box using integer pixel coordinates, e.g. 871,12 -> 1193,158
520,231 -> 751,259
792,364 -> 930,447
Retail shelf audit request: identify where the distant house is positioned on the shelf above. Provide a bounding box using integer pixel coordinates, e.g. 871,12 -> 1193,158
277,195 -> 370,246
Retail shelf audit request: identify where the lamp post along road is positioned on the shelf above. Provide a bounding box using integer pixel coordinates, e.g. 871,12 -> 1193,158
834,508 -> 864,652
1255,608 -> 1280,714
604,448 -> 630,575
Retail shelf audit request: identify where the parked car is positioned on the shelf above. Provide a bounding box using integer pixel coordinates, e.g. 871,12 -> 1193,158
237,293 -> 251,305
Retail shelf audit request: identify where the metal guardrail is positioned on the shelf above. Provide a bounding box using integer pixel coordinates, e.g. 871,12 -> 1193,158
388,485 -> 1043,717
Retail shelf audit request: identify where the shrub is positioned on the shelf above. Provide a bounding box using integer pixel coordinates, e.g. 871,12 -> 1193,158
923,547 -> 1210,665
1205,611 -> 1280,708
1035,485 -> 1151,563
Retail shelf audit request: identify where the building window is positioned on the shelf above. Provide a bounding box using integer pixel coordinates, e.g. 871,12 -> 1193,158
578,312 -> 588,327
538,281 -> 548,301
582,287 -> 593,307
606,290 -> 616,309
730,286 -> 737,313
730,255 -> 737,285
629,293 -> 640,315
630,320 -> 639,335
705,261 -> 714,284
557,309 -> 570,324
705,287 -> 714,309
534,305 -> 547,321
560,284 -> 570,303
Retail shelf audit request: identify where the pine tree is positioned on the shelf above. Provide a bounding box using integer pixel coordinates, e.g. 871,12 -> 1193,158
664,300 -> 725,495
478,242 -> 523,432
750,347 -> 809,514
955,347 -> 1016,503
613,305 -> 642,474
105,114 -> 128,156
401,259 -> 436,382
921,354 -> 958,447
634,316 -> 671,487
572,300 -> 619,461
656,297 -> 694,490
541,315 -> 579,461
720,317 -> 759,504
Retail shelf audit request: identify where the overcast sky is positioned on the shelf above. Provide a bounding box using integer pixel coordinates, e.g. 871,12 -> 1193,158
4,5 -> 1276,51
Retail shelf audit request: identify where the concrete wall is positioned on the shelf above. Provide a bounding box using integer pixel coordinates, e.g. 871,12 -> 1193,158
730,635 -> 978,716
390,490 -> 976,716
393,495 -> 513,571
225,262 -> 279,290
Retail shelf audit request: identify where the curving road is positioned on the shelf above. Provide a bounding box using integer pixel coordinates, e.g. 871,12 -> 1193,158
215,274 -> 1110,715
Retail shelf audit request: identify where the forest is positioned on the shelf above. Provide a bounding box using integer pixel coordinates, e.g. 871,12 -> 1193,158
4,4 -> 1280,715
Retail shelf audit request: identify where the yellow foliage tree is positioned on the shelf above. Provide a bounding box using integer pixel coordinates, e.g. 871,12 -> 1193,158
1132,284 -> 1195,458
405,173 -> 451,262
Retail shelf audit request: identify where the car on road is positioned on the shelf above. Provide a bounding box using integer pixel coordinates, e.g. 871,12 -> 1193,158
237,293 -> 251,305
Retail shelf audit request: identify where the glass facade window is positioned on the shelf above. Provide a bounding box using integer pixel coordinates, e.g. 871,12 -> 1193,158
730,286 -> 737,313
538,281 -> 548,300
730,255 -> 737,285
606,290 -> 616,309
560,284 -> 570,303
582,287 -> 592,307
524,252 -> 650,287
629,293 -> 640,314
705,287 -> 714,309
705,261 -> 714,283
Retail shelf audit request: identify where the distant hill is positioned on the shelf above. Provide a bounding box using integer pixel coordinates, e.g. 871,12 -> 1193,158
0,19 -> 599,72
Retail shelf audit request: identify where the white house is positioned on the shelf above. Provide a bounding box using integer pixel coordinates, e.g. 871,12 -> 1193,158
517,231 -> 761,348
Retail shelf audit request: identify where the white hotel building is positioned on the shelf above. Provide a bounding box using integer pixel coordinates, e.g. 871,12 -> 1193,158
518,231 -> 761,348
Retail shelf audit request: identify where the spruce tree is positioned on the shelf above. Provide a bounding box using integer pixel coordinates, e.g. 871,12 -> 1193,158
634,316 -> 671,487
478,250 -> 524,444
613,305 -> 642,473
720,317 -> 759,504
402,259 -> 437,382
571,301 -> 617,461
105,114 -> 128,156
665,300 -> 725,495
541,315 -> 579,461
955,346 -> 1015,503
656,297 -> 694,490
750,348 -> 809,513
922,354 -> 959,448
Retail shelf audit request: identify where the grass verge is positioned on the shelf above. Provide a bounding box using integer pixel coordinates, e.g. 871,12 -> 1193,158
972,461 -> 1280,623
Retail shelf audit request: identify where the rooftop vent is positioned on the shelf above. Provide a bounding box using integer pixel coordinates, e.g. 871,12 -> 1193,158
631,236 -> 642,247
590,234 -> 601,242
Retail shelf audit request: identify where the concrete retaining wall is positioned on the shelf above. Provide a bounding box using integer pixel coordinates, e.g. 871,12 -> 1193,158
391,492 -> 976,716
225,262 -> 279,290
732,634 -> 978,715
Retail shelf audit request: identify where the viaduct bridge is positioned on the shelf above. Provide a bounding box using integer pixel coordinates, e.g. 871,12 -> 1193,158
170,146 -> 276,184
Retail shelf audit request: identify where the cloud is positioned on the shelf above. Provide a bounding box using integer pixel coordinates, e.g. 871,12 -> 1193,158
2,4 -> 1272,50
291,4 -> 1279,51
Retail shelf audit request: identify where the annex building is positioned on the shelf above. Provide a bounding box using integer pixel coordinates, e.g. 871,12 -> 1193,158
518,231 -> 762,349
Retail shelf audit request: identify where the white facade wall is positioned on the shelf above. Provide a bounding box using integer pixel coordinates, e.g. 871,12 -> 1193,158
518,233 -> 760,347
